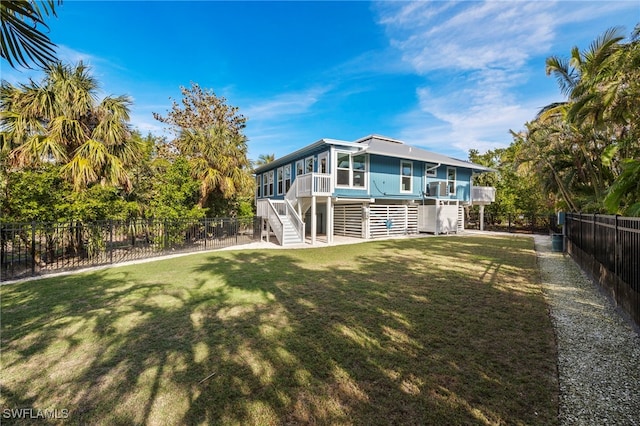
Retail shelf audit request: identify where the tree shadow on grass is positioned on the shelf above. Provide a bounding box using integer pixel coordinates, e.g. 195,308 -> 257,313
0,236 -> 558,425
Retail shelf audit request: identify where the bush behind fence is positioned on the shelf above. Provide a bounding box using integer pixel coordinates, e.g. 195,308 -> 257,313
1,217 -> 262,282
466,211 -> 562,234
565,213 -> 640,327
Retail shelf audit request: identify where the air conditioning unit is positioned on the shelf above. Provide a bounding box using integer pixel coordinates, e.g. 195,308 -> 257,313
428,181 -> 447,196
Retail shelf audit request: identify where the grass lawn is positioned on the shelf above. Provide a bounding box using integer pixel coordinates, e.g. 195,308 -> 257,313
1,236 -> 558,425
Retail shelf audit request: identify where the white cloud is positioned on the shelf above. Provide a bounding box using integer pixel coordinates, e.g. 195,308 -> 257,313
242,86 -> 330,121
373,0 -> 639,157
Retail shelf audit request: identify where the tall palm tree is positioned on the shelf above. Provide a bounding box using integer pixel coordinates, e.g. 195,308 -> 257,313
1,61 -> 142,190
1,0 -> 62,69
532,27 -> 638,212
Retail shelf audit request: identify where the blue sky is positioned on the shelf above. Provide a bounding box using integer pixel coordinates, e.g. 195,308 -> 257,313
2,1 -> 639,162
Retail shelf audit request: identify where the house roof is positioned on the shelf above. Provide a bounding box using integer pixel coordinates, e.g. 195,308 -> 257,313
354,135 -> 495,172
253,134 -> 495,173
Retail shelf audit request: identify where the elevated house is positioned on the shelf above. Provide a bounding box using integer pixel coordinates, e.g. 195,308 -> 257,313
254,135 -> 495,245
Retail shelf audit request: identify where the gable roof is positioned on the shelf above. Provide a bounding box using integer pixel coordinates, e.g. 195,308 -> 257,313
254,134 -> 495,173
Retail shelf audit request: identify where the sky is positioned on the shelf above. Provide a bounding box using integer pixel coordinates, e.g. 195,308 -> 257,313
2,0 -> 639,162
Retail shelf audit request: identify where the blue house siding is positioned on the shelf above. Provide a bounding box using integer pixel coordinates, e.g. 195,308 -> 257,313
254,135 -> 492,205
367,154 -> 422,199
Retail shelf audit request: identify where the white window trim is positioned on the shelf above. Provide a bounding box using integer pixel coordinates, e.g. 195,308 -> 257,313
276,167 -> 283,195
284,164 -> 291,192
267,170 -> 274,197
447,167 -> 456,195
318,151 -> 329,174
262,173 -> 268,198
425,164 -> 437,177
401,161 -> 413,193
335,150 -> 368,190
305,156 -> 314,174
256,175 -> 262,198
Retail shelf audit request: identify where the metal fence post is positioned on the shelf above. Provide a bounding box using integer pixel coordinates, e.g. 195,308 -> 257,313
613,215 -> 620,280
110,220 -> 114,264
31,221 -> 36,277
593,213 -> 597,258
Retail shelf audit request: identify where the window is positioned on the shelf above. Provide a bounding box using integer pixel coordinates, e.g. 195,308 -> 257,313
267,170 -> 274,196
425,164 -> 437,177
277,167 -> 283,195
284,164 -> 291,192
262,173 -> 268,198
256,175 -> 262,198
352,154 -> 366,188
336,152 -> 351,186
401,161 -> 413,192
318,152 -> 328,174
336,151 -> 367,189
305,156 -> 314,174
296,160 -> 304,176
447,167 -> 456,195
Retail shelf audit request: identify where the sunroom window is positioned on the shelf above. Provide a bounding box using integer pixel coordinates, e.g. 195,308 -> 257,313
352,154 -> 366,187
337,152 -> 350,186
336,151 -> 367,188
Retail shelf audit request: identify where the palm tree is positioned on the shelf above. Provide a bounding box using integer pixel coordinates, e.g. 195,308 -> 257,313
1,0 -> 61,69
254,153 -> 275,167
532,27 -> 639,212
1,61 -> 142,190
178,125 -> 254,208
154,83 -> 255,213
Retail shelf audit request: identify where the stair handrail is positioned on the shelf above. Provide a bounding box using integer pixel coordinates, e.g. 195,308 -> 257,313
285,178 -> 299,207
265,199 -> 284,245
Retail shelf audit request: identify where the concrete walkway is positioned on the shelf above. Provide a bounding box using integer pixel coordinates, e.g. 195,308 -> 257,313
533,235 -> 640,425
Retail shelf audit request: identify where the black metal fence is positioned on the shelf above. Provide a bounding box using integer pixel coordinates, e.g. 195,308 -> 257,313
565,213 -> 640,327
1,217 -> 262,282
466,211 -> 562,234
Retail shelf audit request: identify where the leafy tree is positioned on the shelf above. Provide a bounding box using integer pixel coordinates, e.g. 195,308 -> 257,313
0,0 -> 61,69
153,83 -> 254,216
1,62 -> 143,190
1,163 -> 70,223
469,145 -> 551,220
147,156 -> 204,220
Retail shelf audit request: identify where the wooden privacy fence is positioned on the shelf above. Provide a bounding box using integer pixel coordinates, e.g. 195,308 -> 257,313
0,217 -> 262,282
565,213 -> 640,327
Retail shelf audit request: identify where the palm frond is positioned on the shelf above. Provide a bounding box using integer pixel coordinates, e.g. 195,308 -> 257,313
0,0 -> 61,69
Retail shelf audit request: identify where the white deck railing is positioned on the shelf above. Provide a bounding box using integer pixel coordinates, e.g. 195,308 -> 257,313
293,173 -> 332,197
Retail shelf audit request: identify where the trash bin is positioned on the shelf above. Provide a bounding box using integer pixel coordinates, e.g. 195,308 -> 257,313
551,234 -> 563,252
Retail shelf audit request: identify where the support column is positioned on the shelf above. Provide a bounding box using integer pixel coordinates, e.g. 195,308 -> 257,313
326,196 -> 332,244
311,196 -> 317,245
479,204 -> 485,231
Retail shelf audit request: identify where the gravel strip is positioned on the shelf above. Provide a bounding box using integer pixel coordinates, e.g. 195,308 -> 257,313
534,235 -> 640,425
